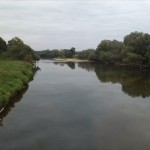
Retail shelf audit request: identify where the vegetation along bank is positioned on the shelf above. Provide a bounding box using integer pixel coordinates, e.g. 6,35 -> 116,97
0,60 -> 34,109
38,31 -> 150,68
1,31 -> 150,108
0,37 -> 39,109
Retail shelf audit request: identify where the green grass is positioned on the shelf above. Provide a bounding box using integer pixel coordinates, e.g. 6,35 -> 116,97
0,60 -> 33,108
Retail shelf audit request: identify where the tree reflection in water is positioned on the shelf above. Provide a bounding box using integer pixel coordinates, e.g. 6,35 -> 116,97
53,62 -> 75,69
78,62 -> 150,98
0,86 -> 28,127
2,61 -> 149,125
53,62 -> 150,98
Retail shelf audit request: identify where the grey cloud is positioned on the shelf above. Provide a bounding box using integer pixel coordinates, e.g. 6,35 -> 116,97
0,1 -> 150,50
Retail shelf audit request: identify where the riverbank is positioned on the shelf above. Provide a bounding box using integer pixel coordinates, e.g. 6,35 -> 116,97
0,60 -> 34,109
53,58 -> 93,62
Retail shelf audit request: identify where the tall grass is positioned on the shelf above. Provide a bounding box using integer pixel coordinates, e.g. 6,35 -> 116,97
0,60 -> 33,108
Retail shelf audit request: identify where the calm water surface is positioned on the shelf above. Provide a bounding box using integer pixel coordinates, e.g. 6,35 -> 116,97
1,60 -> 150,150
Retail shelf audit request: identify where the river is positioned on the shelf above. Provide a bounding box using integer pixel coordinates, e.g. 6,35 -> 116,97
1,60 -> 150,150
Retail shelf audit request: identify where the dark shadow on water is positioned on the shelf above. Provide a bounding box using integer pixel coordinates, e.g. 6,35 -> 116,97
0,86 -> 28,127
0,65 -> 40,127
52,61 -> 150,98
53,62 -> 75,69
77,62 -> 150,98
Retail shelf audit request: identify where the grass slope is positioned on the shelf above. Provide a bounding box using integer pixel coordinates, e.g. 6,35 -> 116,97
0,60 -> 33,108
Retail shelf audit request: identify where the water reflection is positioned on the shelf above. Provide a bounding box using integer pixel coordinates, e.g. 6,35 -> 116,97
0,86 -> 28,126
53,62 -> 150,98
53,62 -> 75,69
1,60 -> 150,150
95,65 -> 150,98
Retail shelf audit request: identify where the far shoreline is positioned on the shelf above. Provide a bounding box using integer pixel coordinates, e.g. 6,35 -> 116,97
52,58 -> 94,63
43,58 -> 150,70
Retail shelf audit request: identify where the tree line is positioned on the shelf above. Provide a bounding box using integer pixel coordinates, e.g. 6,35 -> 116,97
37,31 -> 150,67
0,37 -> 40,63
37,47 -> 75,59
95,31 -> 150,67
1,31 -> 150,67
87,31 -> 150,67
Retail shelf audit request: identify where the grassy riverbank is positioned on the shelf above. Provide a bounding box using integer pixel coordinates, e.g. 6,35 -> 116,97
0,60 -> 34,108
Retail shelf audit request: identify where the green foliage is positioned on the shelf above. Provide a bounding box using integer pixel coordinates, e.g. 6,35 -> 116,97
0,37 -> 37,108
76,49 -> 96,60
96,40 -> 123,63
123,53 -> 144,65
98,51 -> 114,63
6,37 -> 39,63
0,60 -> 33,108
95,32 -> 150,67
63,48 -> 75,58
124,32 -> 150,56
37,47 -> 76,59
70,47 -> 76,57
37,49 -> 61,58
122,32 -> 150,65
0,37 -> 40,63
0,37 -> 7,53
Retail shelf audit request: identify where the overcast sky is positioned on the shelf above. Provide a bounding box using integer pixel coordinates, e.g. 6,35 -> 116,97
0,0 -> 150,51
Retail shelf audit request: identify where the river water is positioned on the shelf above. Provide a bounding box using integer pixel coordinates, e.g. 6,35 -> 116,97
1,60 -> 150,150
